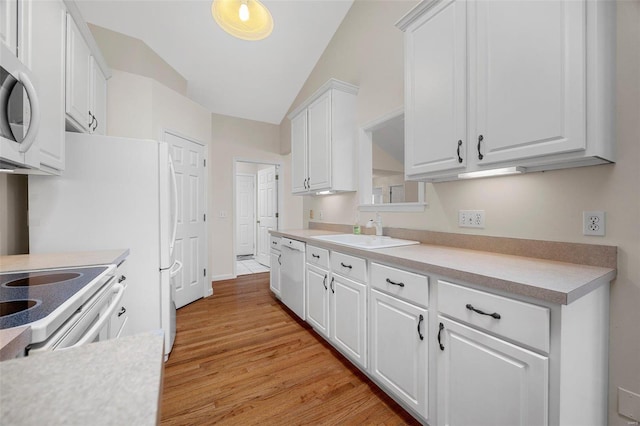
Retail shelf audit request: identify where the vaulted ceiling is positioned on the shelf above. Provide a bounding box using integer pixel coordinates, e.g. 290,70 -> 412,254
76,0 -> 354,124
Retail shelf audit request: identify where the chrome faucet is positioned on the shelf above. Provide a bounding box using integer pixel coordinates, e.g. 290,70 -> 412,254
366,213 -> 383,236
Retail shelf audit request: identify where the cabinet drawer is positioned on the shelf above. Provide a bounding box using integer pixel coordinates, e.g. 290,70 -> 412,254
438,281 -> 550,353
306,245 -> 329,269
370,263 -> 428,308
331,251 -> 366,283
270,235 -> 281,251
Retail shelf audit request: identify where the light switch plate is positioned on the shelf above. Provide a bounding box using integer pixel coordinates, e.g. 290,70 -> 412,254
619,387 -> 640,421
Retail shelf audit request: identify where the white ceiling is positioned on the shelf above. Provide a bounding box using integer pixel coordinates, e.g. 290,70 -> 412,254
75,0 -> 354,124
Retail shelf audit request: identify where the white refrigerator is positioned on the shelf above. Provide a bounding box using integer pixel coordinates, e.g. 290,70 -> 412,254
28,132 -> 181,359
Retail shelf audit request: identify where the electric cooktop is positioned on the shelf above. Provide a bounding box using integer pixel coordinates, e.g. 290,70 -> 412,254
0,266 -> 110,330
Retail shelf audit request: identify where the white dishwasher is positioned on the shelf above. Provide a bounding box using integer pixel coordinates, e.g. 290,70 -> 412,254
279,238 -> 306,320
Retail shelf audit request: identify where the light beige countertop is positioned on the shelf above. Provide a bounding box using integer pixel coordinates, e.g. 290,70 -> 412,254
0,249 -> 130,273
0,331 -> 164,426
271,229 -> 616,305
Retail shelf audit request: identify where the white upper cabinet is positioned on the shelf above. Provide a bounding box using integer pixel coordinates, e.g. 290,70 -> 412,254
0,0 -> 17,55
20,0 -> 67,172
307,90 -> 332,191
404,0 -> 467,177
65,13 -> 91,132
288,79 -> 358,195
65,3 -> 110,136
290,111 -> 308,194
397,0 -> 615,181
472,0 -> 585,165
90,56 -> 107,135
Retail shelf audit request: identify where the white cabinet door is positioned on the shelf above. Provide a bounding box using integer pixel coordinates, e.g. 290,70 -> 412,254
65,13 -> 91,132
90,56 -> 107,135
306,265 -> 329,338
21,0 -> 66,171
269,250 -> 281,297
370,289 -> 428,419
306,90 -> 332,191
0,0 -> 17,55
290,110 -> 308,194
405,0 -> 467,177
331,273 -> 367,368
437,316 -> 548,426
471,0 -> 586,165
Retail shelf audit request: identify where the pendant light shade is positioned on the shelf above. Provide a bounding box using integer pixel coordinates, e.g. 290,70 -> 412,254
212,0 -> 274,41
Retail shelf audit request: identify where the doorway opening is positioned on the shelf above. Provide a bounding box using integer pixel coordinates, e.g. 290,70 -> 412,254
234,160 -> 280,276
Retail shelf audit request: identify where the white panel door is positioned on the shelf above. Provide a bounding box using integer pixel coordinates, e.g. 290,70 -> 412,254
307,90 -> 332,190
166,132 -> 206,309
437,316 -> 549,426
290,111 -> 308,193
269,250 -> 281,297
256,166 -> 277,267
331,274 -> 367,368
405,0 -> 467,177
65,14 -> 91,131
471,0 -> 586,164
370,289 -> 428,419
0,0 -> 17,55
89,57 -> 107,135
306,265 -> 329,338
20,0 -> 66,171
235,174 -> 255,257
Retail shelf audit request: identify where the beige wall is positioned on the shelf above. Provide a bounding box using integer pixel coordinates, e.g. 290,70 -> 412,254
282,1 -> 640,424
89,24 -> 187,95
0,174 -> 29,256
210,113 -> 302,280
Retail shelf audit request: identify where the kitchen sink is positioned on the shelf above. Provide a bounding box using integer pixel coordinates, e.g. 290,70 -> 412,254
311,234 -> 419,250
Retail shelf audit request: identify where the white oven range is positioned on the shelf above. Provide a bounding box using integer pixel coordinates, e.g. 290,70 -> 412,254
0,264 -> 123,354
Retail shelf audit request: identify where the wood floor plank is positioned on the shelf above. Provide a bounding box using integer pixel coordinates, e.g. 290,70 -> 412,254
161,273 -> 420,425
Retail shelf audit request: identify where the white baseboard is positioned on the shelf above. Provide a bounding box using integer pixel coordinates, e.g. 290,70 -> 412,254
212,273 -> 235,282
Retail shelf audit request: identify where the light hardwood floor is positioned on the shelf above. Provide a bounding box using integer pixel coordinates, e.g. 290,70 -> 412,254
160,273 -> 420,425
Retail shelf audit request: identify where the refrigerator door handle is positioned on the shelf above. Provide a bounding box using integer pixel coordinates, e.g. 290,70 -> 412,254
169,155 -> 179,256
170,260 -> 183,278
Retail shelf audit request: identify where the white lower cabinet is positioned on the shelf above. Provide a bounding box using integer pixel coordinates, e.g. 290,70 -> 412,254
269,250 -> 281,297
331,273 -> 367,368
306,264 -> 329,338
294,241 -> 609,426
370,289 -> 428,419
436,316 -> 548,426
109,261 -> 129,339
306,247 -> 367,368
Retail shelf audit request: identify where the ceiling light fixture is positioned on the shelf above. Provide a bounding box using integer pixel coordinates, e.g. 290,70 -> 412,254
458,166 -> 526,179
211,0 -> 273,41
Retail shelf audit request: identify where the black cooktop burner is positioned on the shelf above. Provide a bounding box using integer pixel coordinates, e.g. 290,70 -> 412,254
4,272 -> 82,287
0,300 -> 39,317
0,266 -> 109,330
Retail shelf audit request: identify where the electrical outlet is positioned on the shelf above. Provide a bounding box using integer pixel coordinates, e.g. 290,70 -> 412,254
583,211 -> 605,236
319,210 -> 324,220
459,210 -> 485,228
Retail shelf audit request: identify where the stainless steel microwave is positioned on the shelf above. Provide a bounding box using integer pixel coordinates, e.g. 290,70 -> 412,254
0,43 -> 40,170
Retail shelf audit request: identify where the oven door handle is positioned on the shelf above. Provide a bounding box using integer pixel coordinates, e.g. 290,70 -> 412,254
67,283 -> 125,349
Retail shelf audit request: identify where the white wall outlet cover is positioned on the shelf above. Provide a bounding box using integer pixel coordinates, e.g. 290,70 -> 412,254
583,210 -> 605,236
459,210 -> 485,228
